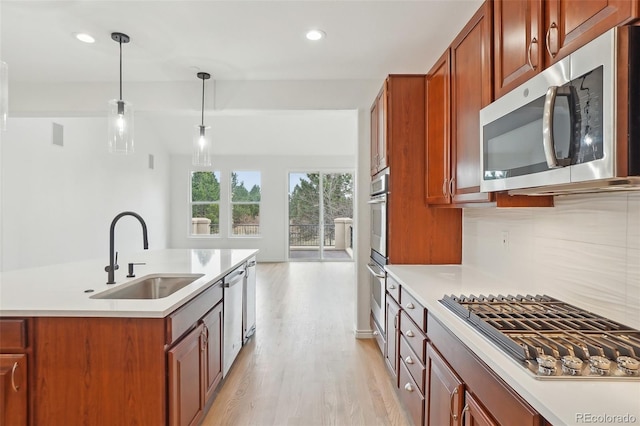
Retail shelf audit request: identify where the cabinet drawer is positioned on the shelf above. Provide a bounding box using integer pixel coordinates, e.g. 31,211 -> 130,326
166,282 -> 223,345
400,311 -> 427,364
386,275 -> 400,304
0,319 -> 27,350
400,335 -> 426,394
400,287 -> 426,331
399,359 -> 425,426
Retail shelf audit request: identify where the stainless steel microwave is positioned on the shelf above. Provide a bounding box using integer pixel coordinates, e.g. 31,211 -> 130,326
480,27 -> 640,195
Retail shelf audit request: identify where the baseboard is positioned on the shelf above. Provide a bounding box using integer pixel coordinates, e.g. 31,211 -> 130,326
354,329 -> 375,339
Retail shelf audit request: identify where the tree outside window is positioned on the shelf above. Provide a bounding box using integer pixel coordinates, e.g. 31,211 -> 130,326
191,171 -> 220,236
231,171 -> 261,236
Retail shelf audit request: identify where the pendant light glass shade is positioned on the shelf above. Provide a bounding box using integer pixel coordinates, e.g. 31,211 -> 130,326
192,125 -> 212,166
108,32 -> 133,153
192,72 -> 212,166
107,99 -> 134,153
1,61 -> 8,131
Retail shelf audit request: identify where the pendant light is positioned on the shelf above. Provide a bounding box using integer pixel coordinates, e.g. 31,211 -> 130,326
192,72 -> 212,166
1,61 -> 8,131
107,32 -> 134,153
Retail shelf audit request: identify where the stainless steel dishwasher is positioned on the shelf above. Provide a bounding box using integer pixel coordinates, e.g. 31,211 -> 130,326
223,264 -> 245,376
243,257 -> 257,343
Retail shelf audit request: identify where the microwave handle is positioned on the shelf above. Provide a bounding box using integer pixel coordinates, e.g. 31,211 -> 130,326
543,86 -> 573,169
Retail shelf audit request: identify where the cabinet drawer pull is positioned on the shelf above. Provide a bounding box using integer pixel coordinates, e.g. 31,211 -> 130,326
546,22 -> 558,58
405,302 -> 415,310
405,356 -> 414,365
11,362 -> 20,392
528,37 -> 538,70
405,330 -> 415,338
373,330 -> 379,336
404,383 -> 414,392
388,284 -> 396,290
450,387 -> 459,420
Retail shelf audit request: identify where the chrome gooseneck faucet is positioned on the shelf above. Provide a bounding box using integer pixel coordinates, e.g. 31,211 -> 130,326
105,211 -> 149,284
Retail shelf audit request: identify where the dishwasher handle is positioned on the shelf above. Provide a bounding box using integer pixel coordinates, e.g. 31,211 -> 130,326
223,269 -> 245,288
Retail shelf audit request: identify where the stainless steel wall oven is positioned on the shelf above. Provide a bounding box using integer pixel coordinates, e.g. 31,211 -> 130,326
368,171 -> 388,335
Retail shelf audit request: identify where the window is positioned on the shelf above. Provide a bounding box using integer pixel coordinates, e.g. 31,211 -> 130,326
231,171 -> 261,236
190,171 -> 220,236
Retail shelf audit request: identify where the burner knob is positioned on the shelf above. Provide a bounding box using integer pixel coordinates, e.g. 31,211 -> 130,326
616,356 -> 640,376
589,356 -> 611,376
536,355 -> 557,369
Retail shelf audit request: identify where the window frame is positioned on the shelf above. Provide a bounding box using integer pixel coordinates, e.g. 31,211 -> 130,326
229,170 -> 262,238
189,170 -> 222,238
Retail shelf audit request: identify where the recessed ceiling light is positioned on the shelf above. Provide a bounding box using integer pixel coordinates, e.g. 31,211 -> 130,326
74,33 -> 95,43
305,30 -> 325,41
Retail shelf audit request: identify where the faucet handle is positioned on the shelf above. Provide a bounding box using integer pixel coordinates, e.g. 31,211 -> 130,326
104,252 -> 120,273
126,262 -> 146,278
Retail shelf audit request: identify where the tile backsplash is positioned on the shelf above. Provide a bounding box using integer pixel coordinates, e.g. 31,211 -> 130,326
463,192 -> 640,329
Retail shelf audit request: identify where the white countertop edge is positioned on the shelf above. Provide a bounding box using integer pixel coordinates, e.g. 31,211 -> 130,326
0,249 -> 259,318
385,264 -> 640,426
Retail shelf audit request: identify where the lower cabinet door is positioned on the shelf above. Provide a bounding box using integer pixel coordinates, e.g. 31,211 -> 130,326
463,391 -> 497,426
427,343 -> 463,426
168,324 -> 205,426
202,303 -> 223,402
0,354 -> 28,426
399,360 -> 425,426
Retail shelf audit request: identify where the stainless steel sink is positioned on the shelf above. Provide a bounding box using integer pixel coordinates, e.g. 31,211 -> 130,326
90,274 -> 204,299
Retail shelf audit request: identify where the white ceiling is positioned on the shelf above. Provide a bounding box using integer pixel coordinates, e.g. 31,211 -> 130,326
0,0 -> 483,154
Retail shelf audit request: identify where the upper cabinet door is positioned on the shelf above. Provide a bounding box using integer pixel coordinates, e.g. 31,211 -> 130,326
451,0 -> 493,204
545,0 -> 640,65
494,0 -> 543,99
377,81 -> 388,171
425,50 -> 451,205
370,97 -> 379,176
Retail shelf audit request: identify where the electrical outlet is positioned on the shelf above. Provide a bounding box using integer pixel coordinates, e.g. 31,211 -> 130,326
501,231 -> 509,250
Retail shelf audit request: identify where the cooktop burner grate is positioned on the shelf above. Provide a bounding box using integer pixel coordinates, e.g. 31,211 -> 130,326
440,294 -> 640,380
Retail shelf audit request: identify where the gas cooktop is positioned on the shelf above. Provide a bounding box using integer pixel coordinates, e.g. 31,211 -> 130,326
439,294 -> 640,380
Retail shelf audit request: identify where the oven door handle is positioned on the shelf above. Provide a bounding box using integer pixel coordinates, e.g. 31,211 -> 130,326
366,263 -> 386,279
367,196 -> 386,205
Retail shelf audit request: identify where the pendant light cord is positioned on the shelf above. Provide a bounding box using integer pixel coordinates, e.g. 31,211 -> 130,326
201,76 -> 205,127
119,40 -> 123,101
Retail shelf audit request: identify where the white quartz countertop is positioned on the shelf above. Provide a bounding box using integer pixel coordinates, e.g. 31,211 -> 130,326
0,249 -> 258,318
386,264 -> 640,426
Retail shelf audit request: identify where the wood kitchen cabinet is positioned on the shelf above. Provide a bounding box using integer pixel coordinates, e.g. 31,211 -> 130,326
0,319 -> 30,426
169,324 -> 206,426
425,49 -> 451,205
463,391 -> 498,426
370,83 -> 388,176
425,1 -> 553,208
494,0 -> 640,98
31,281 -> 227,426
0,354 -> 28,426
427,343 -> 464,426
382,75 -> 462,264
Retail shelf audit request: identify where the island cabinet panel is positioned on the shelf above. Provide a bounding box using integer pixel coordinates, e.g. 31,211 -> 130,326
0,319 -> 27,350
0,354 -> 28,426
427,313 -> 543,426
168,324 -> 205,426
33,317 -> 167,426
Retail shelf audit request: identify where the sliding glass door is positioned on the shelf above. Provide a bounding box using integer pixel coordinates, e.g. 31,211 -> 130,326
288,172 -> 353,261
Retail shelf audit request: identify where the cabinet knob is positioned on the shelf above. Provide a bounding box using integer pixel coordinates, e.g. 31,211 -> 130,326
405,330 -> 415,338
406,302 -> 415,310
388,284 -> 396,290
373,330 -> 379,336
405,356 -> 414,365
404,383 -> 414,392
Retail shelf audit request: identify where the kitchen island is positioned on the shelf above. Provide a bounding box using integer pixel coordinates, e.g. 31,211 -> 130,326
0,248 -> 258,426
386,264 -> 640,426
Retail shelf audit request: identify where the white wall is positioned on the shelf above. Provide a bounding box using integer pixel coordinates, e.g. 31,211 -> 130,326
1,116 -> 171,271
170,154 -> 354,262
463,192 -> 640,329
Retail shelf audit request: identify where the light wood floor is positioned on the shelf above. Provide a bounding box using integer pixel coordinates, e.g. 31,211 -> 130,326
202,262 -> 410,426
